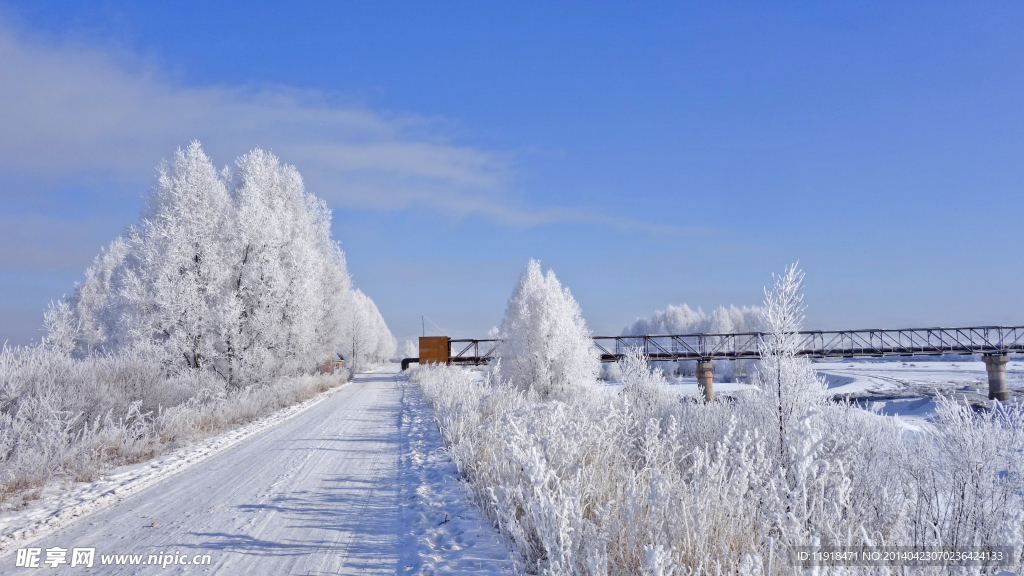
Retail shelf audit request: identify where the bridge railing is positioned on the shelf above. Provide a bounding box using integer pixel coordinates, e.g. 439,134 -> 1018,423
592,326 -> 1024,361
438,326 -> 1024,365
448,338 -> 499,364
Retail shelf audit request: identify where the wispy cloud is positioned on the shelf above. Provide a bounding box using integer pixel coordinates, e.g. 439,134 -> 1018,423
0,20 -> 701,233
0,22 -> 528,220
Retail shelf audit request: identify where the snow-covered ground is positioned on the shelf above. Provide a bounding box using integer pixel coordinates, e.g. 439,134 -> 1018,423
814,358 -> 1024,430
593,358 -> 1024,431
0,367 -> 512,575
595,377 -> 754,397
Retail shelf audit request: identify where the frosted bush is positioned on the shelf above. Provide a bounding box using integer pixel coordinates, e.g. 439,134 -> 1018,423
0,337 -> 347,507
413,263 -> 1024,575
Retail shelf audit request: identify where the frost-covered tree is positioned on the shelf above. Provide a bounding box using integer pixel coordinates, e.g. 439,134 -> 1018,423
118,142 -> 234,374
70,142 -> 390,386
73,237 -> 130,353
338,289 -> 396,370
402,340 -> 418,360
622,303 -> 761,335
219,149 -> 352,386
495,259 -> 599,400
622,303 -> 762,380
742,263 -> 827,459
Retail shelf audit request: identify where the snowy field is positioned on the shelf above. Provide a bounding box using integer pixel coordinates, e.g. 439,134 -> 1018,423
593,358 -> 1024,430
0,367 -> 512,575
814,358 -> 1024,429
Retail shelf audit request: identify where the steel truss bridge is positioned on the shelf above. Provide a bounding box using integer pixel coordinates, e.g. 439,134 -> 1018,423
590,326 -> 1024,363
415,326 -> 1022,401
444,326 -> 1024,365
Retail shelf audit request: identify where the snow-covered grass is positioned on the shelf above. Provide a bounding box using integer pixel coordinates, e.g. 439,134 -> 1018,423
0,341 -> 348,510
0,374 -> 350,556
430,260 -> 1023,574
412,358 -> 1024,575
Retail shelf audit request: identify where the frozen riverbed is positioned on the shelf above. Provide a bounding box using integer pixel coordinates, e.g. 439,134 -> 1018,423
812,358 -> 1024,429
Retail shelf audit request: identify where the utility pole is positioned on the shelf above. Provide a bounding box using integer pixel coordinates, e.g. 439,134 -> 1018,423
422,315 -> 425,337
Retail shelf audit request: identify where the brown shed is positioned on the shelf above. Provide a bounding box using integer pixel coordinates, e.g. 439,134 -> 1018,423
418,336 -> 449,365
319,359 -> 344,374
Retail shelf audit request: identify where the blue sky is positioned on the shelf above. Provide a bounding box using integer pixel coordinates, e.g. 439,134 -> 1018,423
1,1 -> 1022,346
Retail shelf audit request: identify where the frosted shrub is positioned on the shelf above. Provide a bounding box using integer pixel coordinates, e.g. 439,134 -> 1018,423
414,263 -> 1024,575
904,398 -> 1024,555
495,259 -> 600,401
415,362 -> 773,574
0,339 -> 346,506
418,370 -> 1023,574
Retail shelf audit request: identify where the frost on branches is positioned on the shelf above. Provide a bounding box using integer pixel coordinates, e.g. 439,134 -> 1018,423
742,263 -> 828,458
70,142 -> 395,386
495,259 -> 599,401
414,263 -> 1024,575
622,298 -> 762,382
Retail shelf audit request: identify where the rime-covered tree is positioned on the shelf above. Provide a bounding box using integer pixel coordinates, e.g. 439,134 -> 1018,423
623,301 -> 762,381
742,263 -> 827,459
622,303 -> 761,335
73,237 -> 130,353
495,259 -> 599,400
338,289 -> 396,370
220,149 -> 352,386
118,142 -> 234,373
70,142 -> 391,385
402,339 -> 418,360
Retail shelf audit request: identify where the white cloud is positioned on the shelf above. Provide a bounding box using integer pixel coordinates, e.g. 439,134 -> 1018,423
0,22 -> 530,220
0,20 -> 706,235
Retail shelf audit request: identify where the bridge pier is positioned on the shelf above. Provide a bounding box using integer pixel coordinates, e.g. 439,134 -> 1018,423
696,360 -> 714,401
983,354 -> 1010,401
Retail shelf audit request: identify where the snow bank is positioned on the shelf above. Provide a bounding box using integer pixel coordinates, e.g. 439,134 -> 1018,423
397,374 -> 513,574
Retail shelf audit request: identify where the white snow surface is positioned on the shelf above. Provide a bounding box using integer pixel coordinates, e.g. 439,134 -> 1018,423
0,367 -> 512,574
814,359 -> 1024,429
596,376 -> 754,397
597,359 -> 1024,431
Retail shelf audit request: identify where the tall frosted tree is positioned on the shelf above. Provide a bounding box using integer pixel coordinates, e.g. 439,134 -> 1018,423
339,289 -> 396,370
222,149 -> 352,386
70,142 -> 390,386
741,263 -> 827,459
118,142 -> 234,373
73,236 -> 130,353
495,259 -> 599,400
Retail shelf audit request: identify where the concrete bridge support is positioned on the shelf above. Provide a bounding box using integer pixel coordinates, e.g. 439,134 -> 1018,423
696,360 -> 714,401
983,354 -> 1010,401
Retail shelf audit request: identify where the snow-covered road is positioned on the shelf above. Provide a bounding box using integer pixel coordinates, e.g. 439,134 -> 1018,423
1,367 -> 512,575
